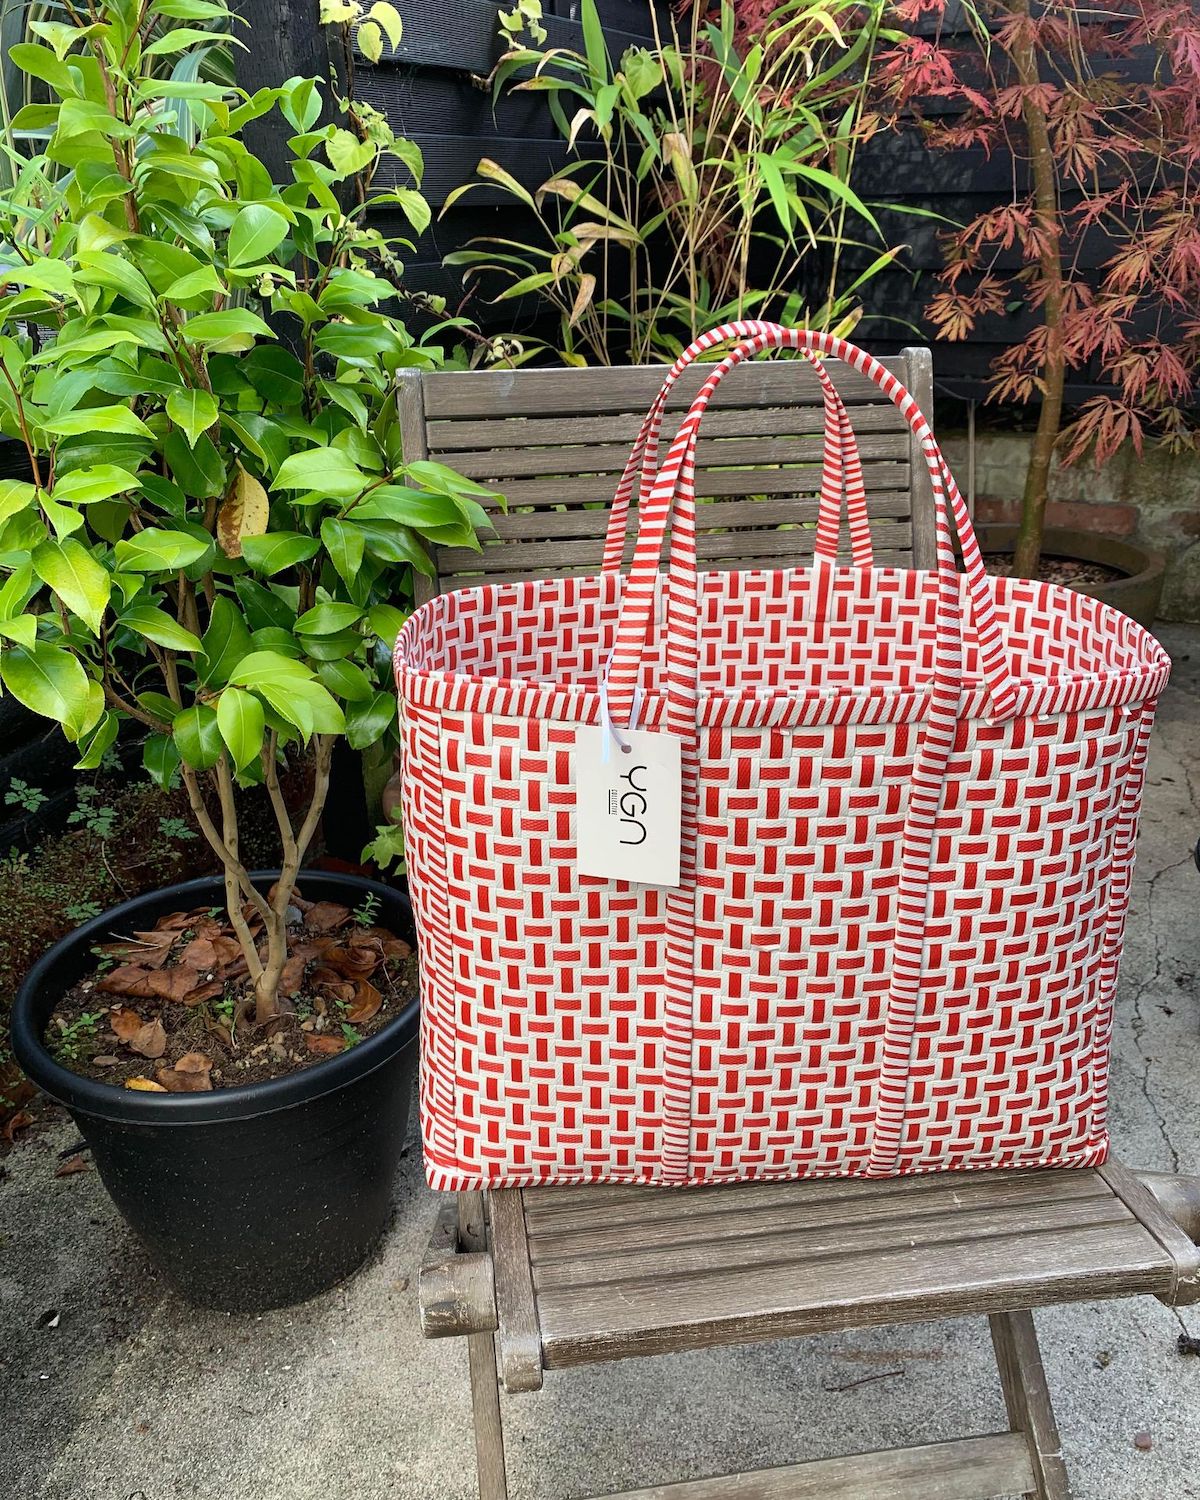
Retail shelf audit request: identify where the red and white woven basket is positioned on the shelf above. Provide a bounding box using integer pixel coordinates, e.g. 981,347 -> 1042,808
394,323 -> 1170,1192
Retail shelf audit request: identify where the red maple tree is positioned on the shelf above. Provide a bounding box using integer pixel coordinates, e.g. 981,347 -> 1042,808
877,0 -> 1200,575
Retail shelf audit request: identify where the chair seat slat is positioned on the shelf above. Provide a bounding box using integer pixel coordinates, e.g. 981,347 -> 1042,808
533,1218 -> 1170,1368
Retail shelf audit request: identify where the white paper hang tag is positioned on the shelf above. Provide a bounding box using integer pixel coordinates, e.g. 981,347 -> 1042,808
574,725 -> 682,888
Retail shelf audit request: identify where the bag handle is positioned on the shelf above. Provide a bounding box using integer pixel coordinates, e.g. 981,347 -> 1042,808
601,322 -> 874,576
603,324 -> 1018,729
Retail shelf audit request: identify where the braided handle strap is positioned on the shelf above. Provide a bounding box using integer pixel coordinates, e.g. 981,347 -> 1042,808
603,325 -> 1018,729
601,320 -> 874,577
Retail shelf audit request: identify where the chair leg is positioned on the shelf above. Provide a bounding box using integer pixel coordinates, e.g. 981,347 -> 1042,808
989,1310 -> 1072,1500
467,1329 -> 509,1500
459,1192 -> 509,1500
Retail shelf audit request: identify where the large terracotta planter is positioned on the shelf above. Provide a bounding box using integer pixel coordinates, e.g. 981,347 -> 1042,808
976,525 -> 1165,628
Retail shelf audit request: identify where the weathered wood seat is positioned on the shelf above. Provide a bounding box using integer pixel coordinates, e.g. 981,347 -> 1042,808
398,354 -> 1200,1500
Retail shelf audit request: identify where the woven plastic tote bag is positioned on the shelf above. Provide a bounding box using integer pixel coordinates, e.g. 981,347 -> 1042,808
394,322 -> 1170,1192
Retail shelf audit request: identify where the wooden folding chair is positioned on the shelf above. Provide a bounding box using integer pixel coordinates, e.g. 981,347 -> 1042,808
397,354 -> 1200,1500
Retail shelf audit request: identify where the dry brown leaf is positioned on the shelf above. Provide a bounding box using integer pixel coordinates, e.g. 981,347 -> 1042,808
202,1015 -> 233,1049
97,929 -> 176,968
176,1052 -> 212,1074
97,964 -> 159,997
125,1077 -> 167,1092
154,910 -> 197,932
345,979 -> 382,1025
130,1018 -> 167,1060
304,901 -> 352,933
304,1034 -> 345,1056
109,1006 -> 145,1043
2,1109 -> 34,1142
91,1054 -> 121,1068
312,971 -> 356,1006
154,1052 -> 214,1094
322,944 -> 379,978
100,965 -> 223,1006
177,934 -> 245,974
54,1154 -> 90,1177
217,461 -> 269,559
278,955 -> 307,997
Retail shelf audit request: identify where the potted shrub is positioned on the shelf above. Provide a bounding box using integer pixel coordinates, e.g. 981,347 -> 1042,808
0,0 -> 492,1309
877,0 -> 1198,618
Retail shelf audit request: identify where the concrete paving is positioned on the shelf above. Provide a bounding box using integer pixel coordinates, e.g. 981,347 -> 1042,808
5,625 -> 1200,1500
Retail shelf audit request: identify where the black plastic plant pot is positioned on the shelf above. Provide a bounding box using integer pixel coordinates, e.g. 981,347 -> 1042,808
12,870 -> 419,1313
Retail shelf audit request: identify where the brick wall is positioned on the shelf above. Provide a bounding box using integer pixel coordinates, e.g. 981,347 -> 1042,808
940,430 -> 1200,621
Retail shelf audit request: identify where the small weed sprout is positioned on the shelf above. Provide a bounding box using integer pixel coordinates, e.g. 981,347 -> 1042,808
64,901 -> 103,922
51,1011 -> 103,1063
68,788 -> 118,839
5,779 -> 48,813
353,891 -> 382,927
158,817 -> 197,842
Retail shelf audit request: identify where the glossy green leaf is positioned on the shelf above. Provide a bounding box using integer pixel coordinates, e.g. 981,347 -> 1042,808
166,387 -> 220,448
199,594 -> 254,685
0,480 -> 37,525
216,686 -> 265,770
272,446 -> 369,498
51,466 -> 140,505
227,649 -> 313,692
173,702 -> 223,769
42,406 -> 155,440
367,603 -> 408,646
143,731 -> 182,789
74,712 -> 119,770
114,528 -> 210,572
119,605 -> 203,652
0,641 -> 96,739
320,517 -> 365,585
227,203 -> 291,266
240,532 -> 321,576
316,658 -> 373,702
180,308 -> 275,349
294,601 -> 363,636
345,690 -> 395,750
31,537 -> 111,635
164,429 -> 225,500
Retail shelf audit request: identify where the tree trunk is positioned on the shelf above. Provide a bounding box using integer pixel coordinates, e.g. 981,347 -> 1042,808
1010,0 -> 1065,580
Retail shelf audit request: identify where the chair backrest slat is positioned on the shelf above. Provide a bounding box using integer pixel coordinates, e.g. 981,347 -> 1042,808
398,350 -> 936,602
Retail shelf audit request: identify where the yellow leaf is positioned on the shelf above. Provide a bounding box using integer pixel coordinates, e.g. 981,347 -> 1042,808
538,178 -> 639,236
125,1076 -> 168,1092
568,273 -> 596,329
217,463 -> 270,560
357,18 -> 382,62
367,0 -> 402,48
319,0 -> 359,21
567,108 -> 594,152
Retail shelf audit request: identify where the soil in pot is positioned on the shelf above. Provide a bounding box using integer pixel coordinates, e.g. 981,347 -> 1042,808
42,885 -> 417,1093
983,554 -> 1126,589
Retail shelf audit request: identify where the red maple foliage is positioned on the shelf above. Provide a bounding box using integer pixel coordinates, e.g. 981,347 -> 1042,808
875,0 -> 1200,568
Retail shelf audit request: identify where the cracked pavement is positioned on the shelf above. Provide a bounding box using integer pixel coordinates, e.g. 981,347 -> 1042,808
3,623 -> 1200,1500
